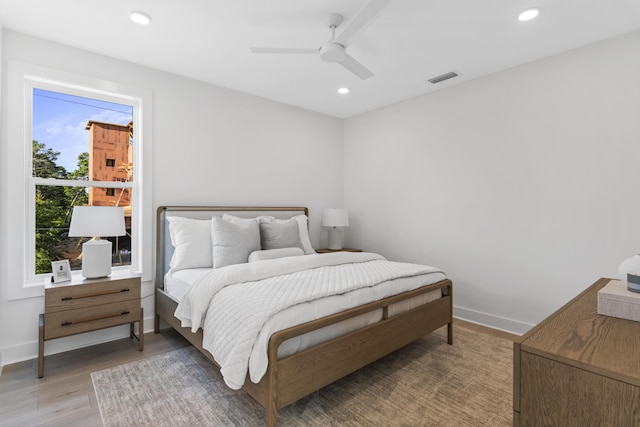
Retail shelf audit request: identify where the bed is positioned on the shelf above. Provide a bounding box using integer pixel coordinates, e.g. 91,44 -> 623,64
154,206 -> 453,426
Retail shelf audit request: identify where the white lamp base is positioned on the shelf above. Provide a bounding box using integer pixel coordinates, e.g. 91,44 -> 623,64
82,239 -> 112,278
327,228 -> 343,250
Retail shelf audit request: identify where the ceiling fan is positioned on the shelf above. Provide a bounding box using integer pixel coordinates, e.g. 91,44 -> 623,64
249,0 -> 391,80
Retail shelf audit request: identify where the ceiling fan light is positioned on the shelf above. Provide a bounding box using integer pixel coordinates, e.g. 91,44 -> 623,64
518,8 -> 539,21
130,11 -> 151,25
320,43 -> 346,63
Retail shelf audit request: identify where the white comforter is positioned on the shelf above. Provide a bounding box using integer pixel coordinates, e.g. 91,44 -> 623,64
174,252 -> 444,389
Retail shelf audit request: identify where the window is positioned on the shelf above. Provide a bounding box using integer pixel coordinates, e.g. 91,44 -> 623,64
6,61 -> 152,299
32,89 -> 133,275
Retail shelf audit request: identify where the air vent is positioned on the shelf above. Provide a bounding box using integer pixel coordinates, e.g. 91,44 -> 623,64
428,71 -> 459,84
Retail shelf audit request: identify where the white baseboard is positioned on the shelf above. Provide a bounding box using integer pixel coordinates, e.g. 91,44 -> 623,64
0,315 -> 156,368
453,305 -> 534,336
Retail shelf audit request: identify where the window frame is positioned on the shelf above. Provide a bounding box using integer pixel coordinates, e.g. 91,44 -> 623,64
6,60 -> 152,300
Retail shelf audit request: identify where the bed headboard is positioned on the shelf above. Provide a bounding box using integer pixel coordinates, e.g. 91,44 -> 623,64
155,206 -> 309,289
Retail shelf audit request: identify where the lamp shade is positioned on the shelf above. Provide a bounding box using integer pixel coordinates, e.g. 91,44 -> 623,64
69,206 -> 126,238
322,208 -> 349,228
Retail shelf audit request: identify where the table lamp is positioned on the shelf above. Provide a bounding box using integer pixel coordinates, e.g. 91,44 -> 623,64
619,254 -> 640,293
322,208 -> 349,250
69,206 -> 126,278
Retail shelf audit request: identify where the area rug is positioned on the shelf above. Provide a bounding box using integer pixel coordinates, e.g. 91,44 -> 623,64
92,325 -> 512,426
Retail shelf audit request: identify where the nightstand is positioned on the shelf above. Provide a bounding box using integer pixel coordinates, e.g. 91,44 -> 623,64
38,273 -> 143,378
316,248 -> 363,253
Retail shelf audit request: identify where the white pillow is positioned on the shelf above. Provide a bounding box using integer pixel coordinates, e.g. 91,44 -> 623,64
167,217 -> 213,271
258,215 -> 315,255
211,216 -> 261,268
248,247 -> 305,262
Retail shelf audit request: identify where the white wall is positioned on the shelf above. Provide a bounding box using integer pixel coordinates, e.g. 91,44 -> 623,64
0,24 -> 4,371
344,31 -> 640,334
0,30 -> 343,365
2,27 -> 638,368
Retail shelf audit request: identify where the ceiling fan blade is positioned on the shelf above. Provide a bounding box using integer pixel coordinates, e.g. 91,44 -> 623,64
334,0 -> 391,46
250,47 -> 318,54
338,54 -> 374,80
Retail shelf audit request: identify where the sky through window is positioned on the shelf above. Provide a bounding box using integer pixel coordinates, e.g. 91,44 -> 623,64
33,88 -> 133,172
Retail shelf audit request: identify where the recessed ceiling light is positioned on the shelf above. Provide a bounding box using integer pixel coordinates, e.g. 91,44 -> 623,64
518,8 -> 539,21
337,87 -> 350,94
130,11 -> 151,25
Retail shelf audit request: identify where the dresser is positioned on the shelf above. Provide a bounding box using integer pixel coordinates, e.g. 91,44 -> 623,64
38,273 -> 143,377
513,278 -> 640,426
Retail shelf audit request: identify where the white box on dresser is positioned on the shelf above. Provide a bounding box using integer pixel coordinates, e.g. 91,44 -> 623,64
597,279 -> 640,322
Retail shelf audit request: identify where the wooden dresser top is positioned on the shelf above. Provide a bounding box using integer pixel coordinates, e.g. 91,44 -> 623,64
520,277 -> 640,387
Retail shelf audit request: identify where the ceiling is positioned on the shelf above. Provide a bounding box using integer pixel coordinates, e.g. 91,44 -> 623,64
1,0 -> 639,118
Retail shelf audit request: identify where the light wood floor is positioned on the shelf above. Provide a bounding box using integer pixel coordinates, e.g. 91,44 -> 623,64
0,329 -> 191,427
0,319 -> 517,427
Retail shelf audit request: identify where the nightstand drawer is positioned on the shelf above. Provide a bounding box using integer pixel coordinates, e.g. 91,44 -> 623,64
45,277 -> 140,312
44,300 -> 141,340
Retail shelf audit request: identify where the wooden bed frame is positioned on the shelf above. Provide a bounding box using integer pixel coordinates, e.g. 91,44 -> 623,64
154,206 -> 453,426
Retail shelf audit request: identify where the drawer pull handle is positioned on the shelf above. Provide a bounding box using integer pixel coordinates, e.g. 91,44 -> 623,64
60,310 -> 133,327
60,288 -> 131,301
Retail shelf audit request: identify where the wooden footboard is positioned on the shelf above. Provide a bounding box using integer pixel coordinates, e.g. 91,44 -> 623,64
155,279 -> 453,426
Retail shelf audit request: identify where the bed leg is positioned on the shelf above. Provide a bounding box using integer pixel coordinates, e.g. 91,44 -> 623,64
446,282 -> 453,345
266,368 -> 278,427
154,313 -> 160,334
266,406 -> 277,427
265,338 -> 279,427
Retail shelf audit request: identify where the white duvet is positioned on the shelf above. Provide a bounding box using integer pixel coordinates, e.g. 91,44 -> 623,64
174,252 -> 445,390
